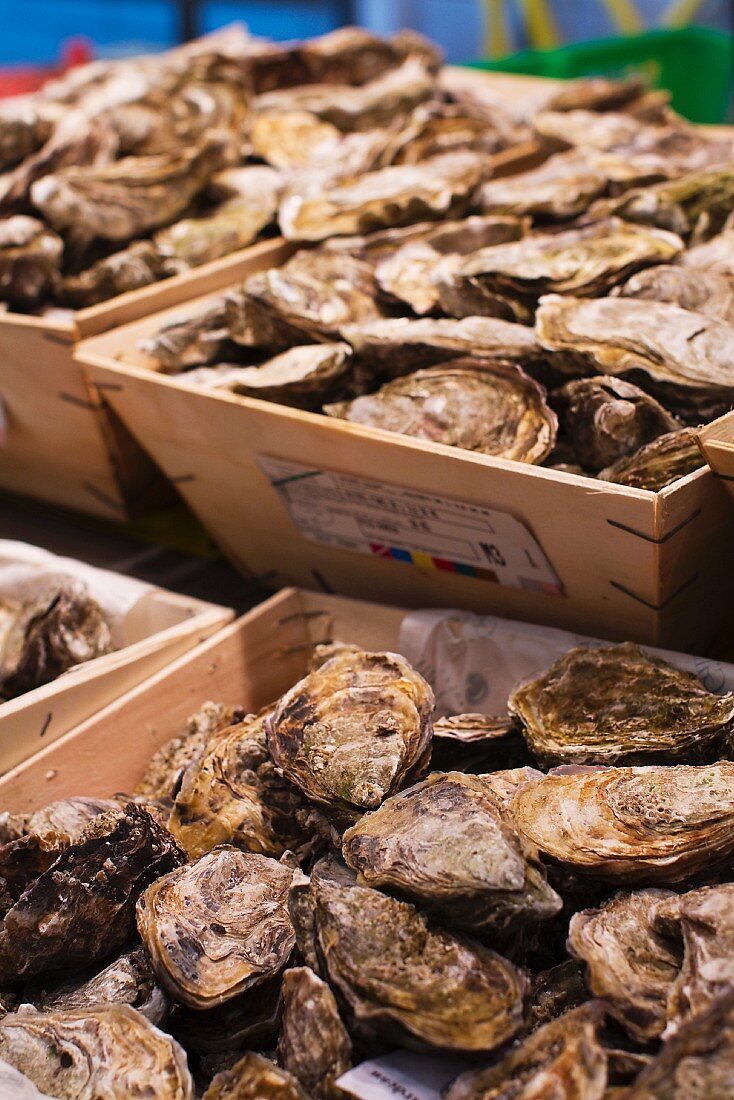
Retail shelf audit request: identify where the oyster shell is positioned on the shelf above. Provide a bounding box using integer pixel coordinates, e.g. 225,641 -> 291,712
453,219 -> 682,303
622,988 -> 734,1099
135,701 -> 246,802
535,295 -> 734,423
57,240 -> 166,308
168,711 -> 313,860
291,27 -> 442,87
325,359 -> 557,464
598,428 -> 705,490
554,376 -> 679,473
181,343 -> 353,410
0,804 -> 184,979
278,966 -> 352,1099
279,150 -> 485,241
0,1004 -> 193,1099
511,762 -> 734,884
0,101 -> 53,173
203,1051 -> 308,1100
341,315 -> 544,377
567,889 -> 680,1041
170,973 -> 281,1054
374,214 -> 525,315
0,216 -> 62,310
0,1058 -> 58,1100
480,150 -> 608,220
136,846 -> 296,1009
527,959 -> 590,1031
602,165 -> 734,240
154,166 -> 281,270
27,946 -> 167,1024
549,74 -> 647,113
654,883 -> 734,1031
244,249 -> 385,341
30,134 -> 233,241
444,1002 -> 608,1100
508,642 -> 734,767
0,580 -> 111,699
431,714 -> 530,773
250,110 -> 342,171
618,264 -> 734,324
267,649 -> 433,819
681,227 -> 734,275
342,771 -> 561,937
292,870 -> 528,1054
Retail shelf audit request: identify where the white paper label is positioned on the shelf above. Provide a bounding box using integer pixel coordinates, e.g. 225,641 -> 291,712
336,1051 -> 469,1100
257,456 -> 563,596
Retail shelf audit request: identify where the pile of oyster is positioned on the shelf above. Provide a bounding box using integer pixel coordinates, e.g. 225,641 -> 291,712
4,640 -> 734,1096
117,34 -> 734,489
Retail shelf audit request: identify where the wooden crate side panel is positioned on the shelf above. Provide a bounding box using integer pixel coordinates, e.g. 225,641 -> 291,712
84,363 -> 674,644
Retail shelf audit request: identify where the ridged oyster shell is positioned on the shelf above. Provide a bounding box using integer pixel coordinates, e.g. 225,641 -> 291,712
618,263 -> 734,324
0,216 -> 62,309
598,427 -> 704,491
277,966 -> 352,1099
203,1051 -> 308,1100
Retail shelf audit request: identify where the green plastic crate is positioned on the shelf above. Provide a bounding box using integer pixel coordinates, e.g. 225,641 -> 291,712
469,26 -> 733,124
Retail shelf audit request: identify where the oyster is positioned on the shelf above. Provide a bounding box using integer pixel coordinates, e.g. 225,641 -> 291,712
267,649 -> 433,819
0,579 -> 111,700
527,959 -> 590,1031
292,870 -> 528,1054
598,428 -> 705,490
554,376 -> 679,473
511,762 -> 734,884
681,227 -> 734,275
168,711 -> 313,860
292,27 -> 442,87
618,264 -> 734,324
452,219 -> 682,304
0,216 -> 62,310
325,359 -> 557,464
279,150 -> 485,241
654,883 -> 734,1031
244,249 -> 385,341
27,946 -> 166,1024
374,214 -> 525,315
480,150 -> 608,220
0,100 -> 53,172
137,846 -> 296,1009
203,1052 -> 308,1100
154,166 -> 282,270
135,700 -> 246,802
250,110 -> 342,171
181,343 -> 353,410
30,134 -> 233,241
0,804 -> 183,979
342,771 -> 561,937
57,240 -> 166,308
567,890 -> 680,1041
535,295 -> 734,423
509,642 -> 734,768
622,988 -> 734,1099
602,165 -> 734,239
341,315 -> 544,377
0,1058 -> 58,1100
277,966 -> 352,1099
170,974 -> 281,1054
431,713 -> 530,773
254,56 -> 435,133
444,1002 -> 608,1100
0,1004 -> 193,1099
549,74 -> 647,112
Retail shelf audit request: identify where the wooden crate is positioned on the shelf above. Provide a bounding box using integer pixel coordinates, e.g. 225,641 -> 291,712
78,275 -> 734,655
0,237 -> 293,520
698,412 -> 734,509
0,579 -> 232,776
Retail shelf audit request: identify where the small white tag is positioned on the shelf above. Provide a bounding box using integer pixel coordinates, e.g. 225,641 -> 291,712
336,1051 -> 469,1100
257,455 -> 563,596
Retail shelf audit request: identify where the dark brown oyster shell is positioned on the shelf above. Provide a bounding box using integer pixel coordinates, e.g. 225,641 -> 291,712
480,150 -> 608,220
57,239 -> 166,308
511,762 -> 734,884
267,649 -> 433,820
0,1004 -> 193,1099
26,946 -> 167,1024
292,871 -> 528,1054
601,165 -> 734,240
325,358 -> 557,464
0,101 -> 53,173
598,428 -> 705,491
169,975 -> 282,1053
203,1051 -> 308,1100
0,215 -> 62,309
342,771 -> 561,938
0,580 -> 112,700
527,959 -> 590,1031
568,889 -> 681,1041
0,804 -> 184,979
444,1002 -> 608,1100
508,642 -> 734,768
431,714 -> 531,773
278,966 -> 352,1099
137,846 -> 296,1009
168,711 -> 313,861
618,263 -> 734,324
554,376 -> 679,473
